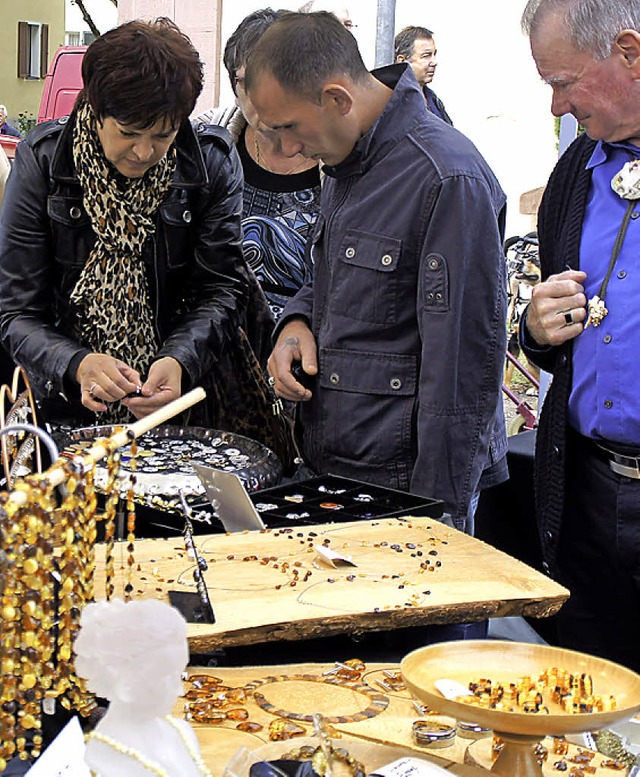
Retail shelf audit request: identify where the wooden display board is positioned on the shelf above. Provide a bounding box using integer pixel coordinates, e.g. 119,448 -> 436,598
94,516 -> 568,653
176,663 -> 631,776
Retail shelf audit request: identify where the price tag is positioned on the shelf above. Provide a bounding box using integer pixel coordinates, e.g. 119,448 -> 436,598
370,756 -> 451,776
26,717 -> 91,777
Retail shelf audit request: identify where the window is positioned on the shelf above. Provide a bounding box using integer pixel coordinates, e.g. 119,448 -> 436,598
18,21 -> 49,79
66,31 -> 81,47
82,32 -> 96,46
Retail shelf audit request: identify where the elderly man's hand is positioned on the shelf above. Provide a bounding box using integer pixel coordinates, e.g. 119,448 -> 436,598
123,357 -> 182,419
526,269 -> 588,347
76,353 -> 142,413
267,318 -> 318,402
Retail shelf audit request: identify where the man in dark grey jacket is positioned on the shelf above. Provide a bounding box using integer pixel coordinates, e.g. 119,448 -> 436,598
247,11 -> 507,531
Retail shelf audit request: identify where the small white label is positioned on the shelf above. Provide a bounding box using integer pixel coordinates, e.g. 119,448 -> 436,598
314,544 -> 357,568
434,678 -> 472,700
370,756 -> 451,776
26,717 -> 91,777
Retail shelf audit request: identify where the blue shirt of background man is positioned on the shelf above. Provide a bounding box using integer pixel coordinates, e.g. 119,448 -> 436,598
423,86 -> 445,122
0,122 -> 20,138
568,140 -> 640,446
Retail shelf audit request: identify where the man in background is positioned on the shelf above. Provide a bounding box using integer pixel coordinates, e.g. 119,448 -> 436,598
0,105 -> 20,138
394,26 -> 453,125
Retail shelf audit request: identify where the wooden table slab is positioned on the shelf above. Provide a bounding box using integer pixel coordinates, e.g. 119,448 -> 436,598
177,663 -> 629,776
94,516 -> 568,653
177,662 -> 490,775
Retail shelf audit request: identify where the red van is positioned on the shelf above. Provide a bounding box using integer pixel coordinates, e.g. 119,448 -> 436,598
37,46 -> 85,124
0,135 -> 20,161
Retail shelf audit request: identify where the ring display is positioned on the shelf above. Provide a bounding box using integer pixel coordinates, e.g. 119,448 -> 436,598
54,424 -> 283,513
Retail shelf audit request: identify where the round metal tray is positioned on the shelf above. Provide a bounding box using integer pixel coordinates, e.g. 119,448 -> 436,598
56,424 -> 283,512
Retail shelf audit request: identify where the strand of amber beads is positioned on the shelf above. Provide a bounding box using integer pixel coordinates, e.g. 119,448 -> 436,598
0,478 -> 57,765
101,444 -> 121,601
55,458 -> 97,717
124,433 -> 137,602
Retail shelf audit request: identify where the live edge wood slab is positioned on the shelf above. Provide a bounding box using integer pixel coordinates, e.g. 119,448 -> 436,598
94,516 -> 568,654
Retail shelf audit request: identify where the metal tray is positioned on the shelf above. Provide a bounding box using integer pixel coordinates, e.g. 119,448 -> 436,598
55,424 -> 283,512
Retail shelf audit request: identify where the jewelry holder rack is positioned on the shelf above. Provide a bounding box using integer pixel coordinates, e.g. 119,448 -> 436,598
0,367 -> 44,487
0,388 -> 206,772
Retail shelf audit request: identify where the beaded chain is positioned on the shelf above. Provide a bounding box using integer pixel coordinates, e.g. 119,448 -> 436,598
124,432 -> 138,602
85,716 -> 213,777
0,428 -> 142,769
55,457 -> 98,717
0,478 -> 57,768
101,441 -> 121,601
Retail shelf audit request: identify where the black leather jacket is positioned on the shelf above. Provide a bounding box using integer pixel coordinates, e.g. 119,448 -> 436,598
0,114 -> 248,420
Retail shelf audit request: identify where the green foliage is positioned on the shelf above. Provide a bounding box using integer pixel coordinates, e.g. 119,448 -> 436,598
17,112 -> 36,137
554,115 -> 585,149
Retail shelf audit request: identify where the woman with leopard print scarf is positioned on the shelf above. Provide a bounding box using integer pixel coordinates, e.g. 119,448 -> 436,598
0,18 -> 248,426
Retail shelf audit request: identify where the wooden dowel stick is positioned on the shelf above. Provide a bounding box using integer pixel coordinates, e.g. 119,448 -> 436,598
7,387 -> 206,506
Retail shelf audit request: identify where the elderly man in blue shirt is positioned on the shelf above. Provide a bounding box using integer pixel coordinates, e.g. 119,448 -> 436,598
521,0 -> 640,670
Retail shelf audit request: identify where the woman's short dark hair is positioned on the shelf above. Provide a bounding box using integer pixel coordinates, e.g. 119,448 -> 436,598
223,8 -> 289,95
79,18 -> 203,129
245,11 -> 368,103
394,25 -> 434,61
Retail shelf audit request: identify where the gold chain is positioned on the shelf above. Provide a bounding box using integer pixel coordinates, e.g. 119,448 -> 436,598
254,134 -> 311,176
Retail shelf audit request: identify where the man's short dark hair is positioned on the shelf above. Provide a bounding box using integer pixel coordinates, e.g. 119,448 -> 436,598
394,25 -> 434,61
245,11 -> 368,103
80,18 -> 203,129
224,9 -> 289,95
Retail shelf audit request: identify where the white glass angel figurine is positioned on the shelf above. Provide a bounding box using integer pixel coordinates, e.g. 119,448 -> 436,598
75,598 -> 211,777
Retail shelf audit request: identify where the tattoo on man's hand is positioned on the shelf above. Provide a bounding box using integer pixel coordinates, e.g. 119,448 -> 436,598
284,337 -> 300,348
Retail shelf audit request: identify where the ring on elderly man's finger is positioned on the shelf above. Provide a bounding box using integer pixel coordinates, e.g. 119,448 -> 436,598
564,310 -> 574,325
267,375 -> 276,387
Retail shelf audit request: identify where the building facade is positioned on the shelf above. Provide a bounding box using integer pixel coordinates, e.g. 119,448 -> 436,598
0,0 -> 65,128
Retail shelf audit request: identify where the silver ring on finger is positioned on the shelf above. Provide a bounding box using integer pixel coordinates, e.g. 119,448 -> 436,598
564,310 -> 573,325
267,375 -> 276,387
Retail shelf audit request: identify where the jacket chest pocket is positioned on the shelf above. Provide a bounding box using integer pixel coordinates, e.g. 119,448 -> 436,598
158,200 -> 195,270
48,195 -> 94,268
330,229 -> 402,325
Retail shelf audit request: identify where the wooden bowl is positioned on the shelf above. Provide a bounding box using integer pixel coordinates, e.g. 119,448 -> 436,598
401,640 -> 640,737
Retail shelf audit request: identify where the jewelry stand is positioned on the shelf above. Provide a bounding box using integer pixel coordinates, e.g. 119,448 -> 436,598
401,640 -> 640,777
0,366 -> 44,485
0,388 -> 207,768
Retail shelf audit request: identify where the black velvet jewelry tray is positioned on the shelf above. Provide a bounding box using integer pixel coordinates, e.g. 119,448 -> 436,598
249,474 -> 443,528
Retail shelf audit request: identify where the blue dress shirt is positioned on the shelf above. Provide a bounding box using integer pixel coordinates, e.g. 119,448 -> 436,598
568,140 -> 640,445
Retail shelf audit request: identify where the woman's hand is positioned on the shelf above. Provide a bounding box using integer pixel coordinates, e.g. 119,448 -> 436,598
76,353 -> 142,412
123,357 -> 182,419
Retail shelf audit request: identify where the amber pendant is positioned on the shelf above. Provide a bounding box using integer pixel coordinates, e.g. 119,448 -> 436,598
585,295 -> 608,328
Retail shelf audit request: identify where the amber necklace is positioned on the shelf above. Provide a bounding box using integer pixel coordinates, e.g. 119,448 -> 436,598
253,133 -> 312,176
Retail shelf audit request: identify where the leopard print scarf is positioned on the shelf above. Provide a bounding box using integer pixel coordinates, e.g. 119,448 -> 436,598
70,101 -> 177,421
